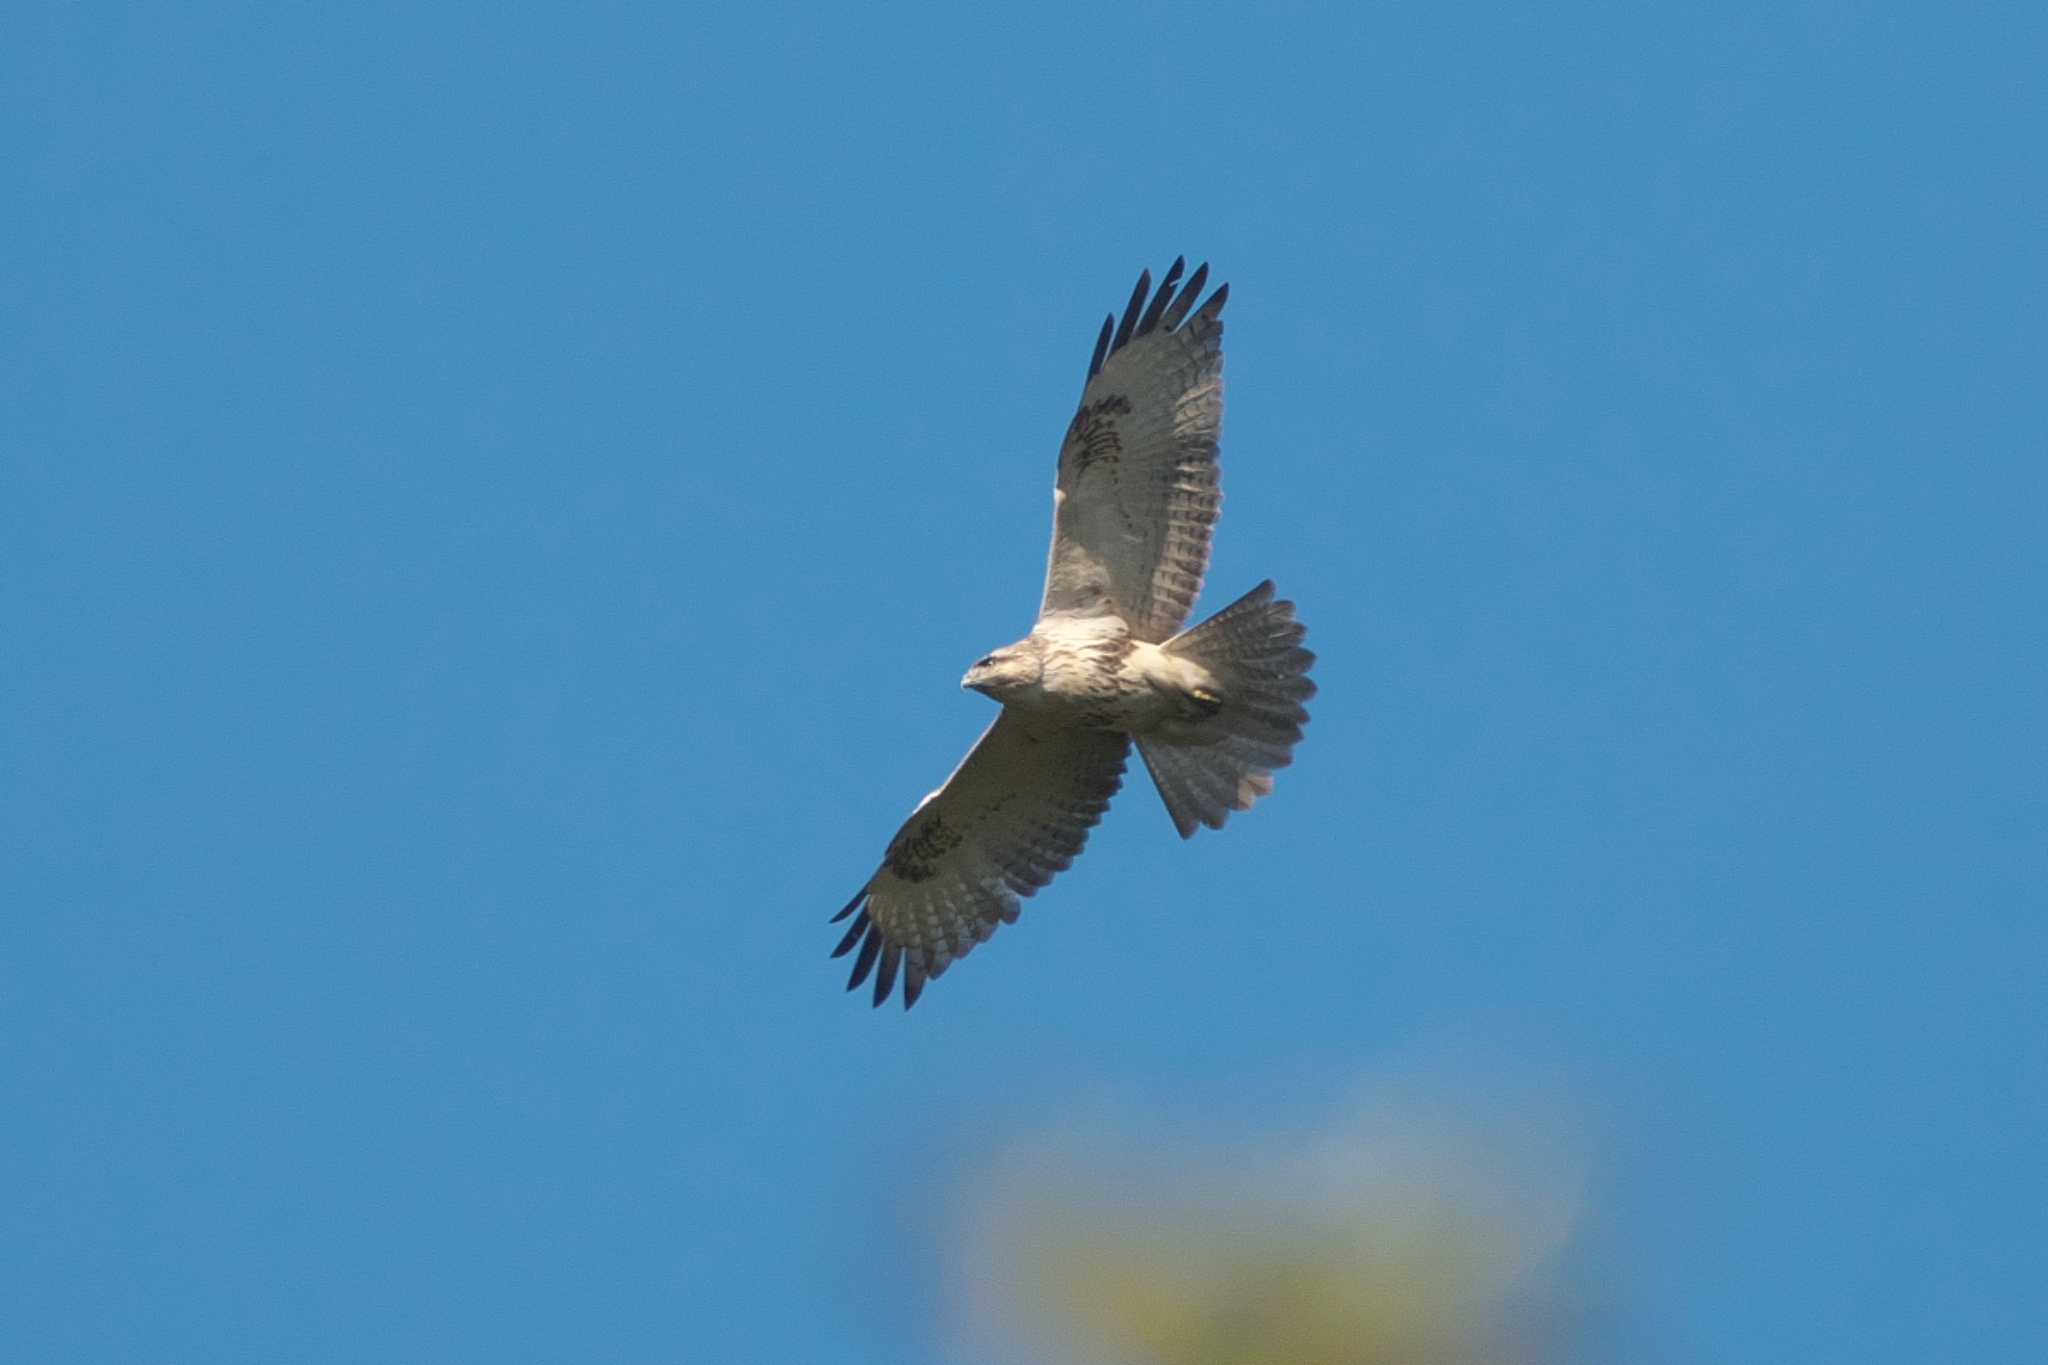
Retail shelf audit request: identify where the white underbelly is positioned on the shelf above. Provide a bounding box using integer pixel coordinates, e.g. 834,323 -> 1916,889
1031,638 -> 1216,735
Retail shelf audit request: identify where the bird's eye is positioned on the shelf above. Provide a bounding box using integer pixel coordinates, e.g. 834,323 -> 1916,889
976,655 -> 997,669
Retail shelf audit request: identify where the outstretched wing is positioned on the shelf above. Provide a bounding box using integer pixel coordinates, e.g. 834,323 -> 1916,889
1040,258 -> 1228,641
831,712 -> 1128,1008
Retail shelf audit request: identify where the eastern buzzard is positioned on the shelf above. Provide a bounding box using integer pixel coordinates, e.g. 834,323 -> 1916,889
832,259 -> 1315,1007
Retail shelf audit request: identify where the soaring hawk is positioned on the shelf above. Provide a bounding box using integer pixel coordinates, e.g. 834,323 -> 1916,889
831,259 -> 1315,1008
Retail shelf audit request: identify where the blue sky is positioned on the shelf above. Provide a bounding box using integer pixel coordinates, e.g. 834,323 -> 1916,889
6,4 -> 2043,1361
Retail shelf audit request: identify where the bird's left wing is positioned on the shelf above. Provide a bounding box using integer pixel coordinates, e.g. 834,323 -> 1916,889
831,711 -> 1128,1008
1039,258 -> 1228,641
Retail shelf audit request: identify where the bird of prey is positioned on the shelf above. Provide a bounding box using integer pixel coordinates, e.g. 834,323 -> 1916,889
831,258 -> 1315,1008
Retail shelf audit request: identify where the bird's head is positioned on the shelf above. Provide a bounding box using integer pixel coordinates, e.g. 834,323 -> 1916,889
962,641 -> 1043,702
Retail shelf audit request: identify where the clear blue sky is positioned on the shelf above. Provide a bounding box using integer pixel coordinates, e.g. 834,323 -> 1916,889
6,4 -> 2042,1362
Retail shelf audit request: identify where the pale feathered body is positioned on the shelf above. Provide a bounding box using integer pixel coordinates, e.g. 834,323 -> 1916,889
964,614 -> 1220,736
830,259 -> 1316,1008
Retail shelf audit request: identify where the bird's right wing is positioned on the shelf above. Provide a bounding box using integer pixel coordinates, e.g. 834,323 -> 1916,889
831,711 -> 1128,1008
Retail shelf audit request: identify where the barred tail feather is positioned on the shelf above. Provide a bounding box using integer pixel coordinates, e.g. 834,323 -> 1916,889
1136,580 -> 1315,838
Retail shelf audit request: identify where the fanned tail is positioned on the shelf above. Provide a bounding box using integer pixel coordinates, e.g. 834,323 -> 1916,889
1136,581 -> 1315,838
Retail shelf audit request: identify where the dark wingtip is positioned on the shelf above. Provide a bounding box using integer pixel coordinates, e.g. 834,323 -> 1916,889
830,888 -> 867,923
1158,261 -> 1210,331
901,960 -> 926,1009
830,907 -> 871,958
1110,267 -> 1151,352
1136,256 -> 1186,337
871,942 -> 901,1007
1096,258 -> 1224,378
1196,280 -> 1229,321
1087,313 -> 1114,380
845,922 -> 883,992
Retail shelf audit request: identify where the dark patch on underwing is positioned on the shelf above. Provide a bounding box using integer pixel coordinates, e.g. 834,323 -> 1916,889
1065,394 -> 1132,474
885,813 -> 964,883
